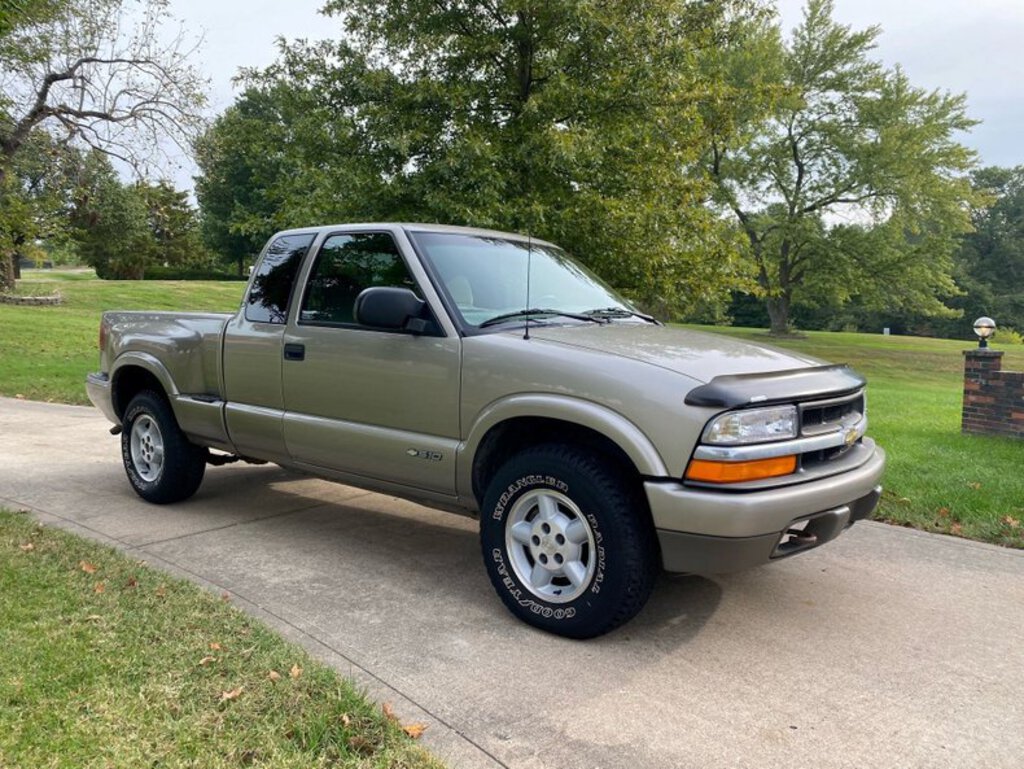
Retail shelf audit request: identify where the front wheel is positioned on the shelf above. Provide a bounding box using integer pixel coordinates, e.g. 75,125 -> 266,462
121,390 -> 206,504
480,444 -> 658,638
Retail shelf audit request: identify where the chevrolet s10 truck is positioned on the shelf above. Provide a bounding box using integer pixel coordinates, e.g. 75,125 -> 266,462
87,223 -> 885,638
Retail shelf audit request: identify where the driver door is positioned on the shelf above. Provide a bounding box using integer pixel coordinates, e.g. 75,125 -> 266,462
281,231 -> 461,494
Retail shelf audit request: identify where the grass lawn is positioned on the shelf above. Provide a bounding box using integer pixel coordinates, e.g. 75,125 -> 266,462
688,325 -> 1024,549
1,270 -> 245,404
0,509 -> 442,769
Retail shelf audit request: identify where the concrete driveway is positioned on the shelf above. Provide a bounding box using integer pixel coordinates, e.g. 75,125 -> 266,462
1,396 -> 1022,769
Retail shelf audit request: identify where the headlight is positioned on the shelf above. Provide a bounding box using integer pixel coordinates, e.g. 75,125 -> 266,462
702,405 -> 798,445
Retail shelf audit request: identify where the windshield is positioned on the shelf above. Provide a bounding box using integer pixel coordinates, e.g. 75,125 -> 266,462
410,231 -> 636,328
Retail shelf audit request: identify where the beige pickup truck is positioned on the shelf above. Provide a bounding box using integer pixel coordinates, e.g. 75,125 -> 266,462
87,223 -> 885,638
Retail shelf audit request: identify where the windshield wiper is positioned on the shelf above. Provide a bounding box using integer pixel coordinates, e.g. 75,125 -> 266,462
583,307 -> 660,324
479,308 -> 608,328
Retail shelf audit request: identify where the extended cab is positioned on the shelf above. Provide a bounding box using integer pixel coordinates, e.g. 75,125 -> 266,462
87,223 -> 885,638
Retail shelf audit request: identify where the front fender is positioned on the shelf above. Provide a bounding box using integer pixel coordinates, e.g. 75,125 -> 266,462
457,393 -> 671,502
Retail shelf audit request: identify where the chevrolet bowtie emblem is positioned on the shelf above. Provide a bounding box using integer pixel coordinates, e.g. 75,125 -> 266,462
843,426 -> 859,447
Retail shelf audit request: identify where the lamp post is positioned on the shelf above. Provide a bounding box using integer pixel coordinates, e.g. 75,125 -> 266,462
973,317 -> 996,348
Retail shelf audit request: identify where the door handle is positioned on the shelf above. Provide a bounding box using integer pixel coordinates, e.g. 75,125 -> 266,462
283,343 -> 305,361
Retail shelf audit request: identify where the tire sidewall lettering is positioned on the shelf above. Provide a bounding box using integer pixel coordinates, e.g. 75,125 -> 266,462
489,473 -> 602,621
492,474 -> 568,520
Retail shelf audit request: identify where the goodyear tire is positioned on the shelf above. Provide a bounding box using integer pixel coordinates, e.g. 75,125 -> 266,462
121,390 -> 206,504
480,443 -> 658,638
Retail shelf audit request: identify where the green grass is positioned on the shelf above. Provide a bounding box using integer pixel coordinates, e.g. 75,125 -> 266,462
688,325 -> 1024,548
0,272 -> 244,404
0,510 -> 443,769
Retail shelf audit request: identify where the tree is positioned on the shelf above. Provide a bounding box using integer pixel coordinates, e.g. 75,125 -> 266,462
950,166 -> 1024,335
137,180 -> 213,271
0,0 -> 206,290
705,0 -> 980,334
70,152 -> 151,278
0,128 -> 84,275
196,0 -> 765,314
194,85 -> 308,276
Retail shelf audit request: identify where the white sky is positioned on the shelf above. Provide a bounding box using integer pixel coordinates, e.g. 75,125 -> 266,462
162,0 -> 1024,191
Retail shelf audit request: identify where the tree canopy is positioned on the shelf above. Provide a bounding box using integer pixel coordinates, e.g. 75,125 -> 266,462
195,0 -> 765,313
706,0 -> 981,333
950,166 -> 1024,336
0,0 -> 206,289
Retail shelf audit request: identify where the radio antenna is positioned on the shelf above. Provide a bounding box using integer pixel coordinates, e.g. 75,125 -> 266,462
524,231 -> 532,340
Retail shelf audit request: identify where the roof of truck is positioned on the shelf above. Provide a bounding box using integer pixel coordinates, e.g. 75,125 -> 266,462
270,222 -> 557,248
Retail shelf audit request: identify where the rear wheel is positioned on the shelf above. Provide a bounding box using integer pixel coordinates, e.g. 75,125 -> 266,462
121,390 -> 206,504
480,443 -> 658,638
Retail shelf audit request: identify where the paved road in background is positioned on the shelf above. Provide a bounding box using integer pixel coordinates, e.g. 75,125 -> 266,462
2,397 -> 1022,769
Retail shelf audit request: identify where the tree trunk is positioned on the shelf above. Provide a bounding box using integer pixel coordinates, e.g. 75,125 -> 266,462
0,163 -> 13,292
0,253 -> 15,293
765,295 -> 792,336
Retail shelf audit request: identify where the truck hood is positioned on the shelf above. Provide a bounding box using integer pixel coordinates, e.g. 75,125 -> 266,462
523,323 -> 824,384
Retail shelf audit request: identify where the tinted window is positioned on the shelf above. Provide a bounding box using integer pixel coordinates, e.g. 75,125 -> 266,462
299,232 -> 417,325
245,233 -> 315,324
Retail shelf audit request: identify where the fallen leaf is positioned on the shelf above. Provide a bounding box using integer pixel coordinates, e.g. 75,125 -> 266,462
93,582 -> 105,594
220,591 -> 231,601
340,713 -> 351,726
125,577 -> 138,588
209,642 -> 222,651
268,670 -> 281,681
937,507 -> 950,519
219,686 -> 243,702
19,543 -> 34,552
14,394 -> 24,399
382,702 -> 397,722
402,723 -> 428,739
155,585 -> 166,598
289,664 -> 302,679
85,614 -> 103,622
1003,516 -> 1020,529
950,523 -> 963,536
80,561 -> 98,574
198,656 -> 216,666
968,482 -> 982,490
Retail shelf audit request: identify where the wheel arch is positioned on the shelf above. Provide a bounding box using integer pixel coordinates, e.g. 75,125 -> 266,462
461,395 -> 670,507
110,353 -> 179,420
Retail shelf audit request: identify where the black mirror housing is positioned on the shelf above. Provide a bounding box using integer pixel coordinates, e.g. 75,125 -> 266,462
354,287 -> 428,332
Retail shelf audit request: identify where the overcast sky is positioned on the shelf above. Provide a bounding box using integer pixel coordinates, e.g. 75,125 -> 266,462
163,0 -> 1024,191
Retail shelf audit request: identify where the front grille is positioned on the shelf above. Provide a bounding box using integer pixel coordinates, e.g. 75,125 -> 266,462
799,390 -> 865,469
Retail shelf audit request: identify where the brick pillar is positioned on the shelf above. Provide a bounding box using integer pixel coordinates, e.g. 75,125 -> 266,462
962,349 -> 1004,434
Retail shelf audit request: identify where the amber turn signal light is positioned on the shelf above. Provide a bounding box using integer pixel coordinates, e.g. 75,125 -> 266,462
685,455 -> 798,484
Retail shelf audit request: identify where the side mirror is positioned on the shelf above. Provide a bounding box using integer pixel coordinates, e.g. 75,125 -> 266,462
354,287 -> 429,333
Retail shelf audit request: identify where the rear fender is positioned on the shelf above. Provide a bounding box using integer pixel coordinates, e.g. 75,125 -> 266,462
111,352 -> 179,414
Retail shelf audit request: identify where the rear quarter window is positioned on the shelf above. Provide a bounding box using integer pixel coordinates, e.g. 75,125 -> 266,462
245,233 -> 316,324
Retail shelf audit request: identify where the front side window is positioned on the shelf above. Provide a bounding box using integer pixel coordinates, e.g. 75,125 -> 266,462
245,233 -> 315,324
299,232 -> 417,326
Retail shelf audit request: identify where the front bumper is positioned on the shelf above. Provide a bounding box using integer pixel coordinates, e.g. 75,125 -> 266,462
647,441 -> 885,573
86,372 -> 118,425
